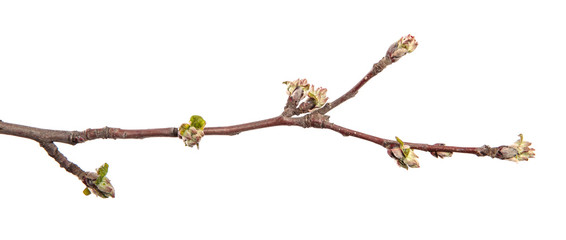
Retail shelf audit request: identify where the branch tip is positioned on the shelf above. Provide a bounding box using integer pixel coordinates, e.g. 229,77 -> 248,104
476,134 -> 535,162
387,34 -> 418,63
82,164 -> 115,198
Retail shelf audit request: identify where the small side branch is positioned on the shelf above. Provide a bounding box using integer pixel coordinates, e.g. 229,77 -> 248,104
320,121 -> 479,154
39,141 -> 88,180
316,35 -> 418,115
319,121 -> 534,163
316,57 -> 391,115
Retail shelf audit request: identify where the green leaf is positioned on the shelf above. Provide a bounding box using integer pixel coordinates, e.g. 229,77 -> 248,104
95,163 -> 109,185
395,136 -> 410,157
83,188 -> 91,196
190,115 -> 206,130
179,123 -> 190,136
395,136 -> 404,147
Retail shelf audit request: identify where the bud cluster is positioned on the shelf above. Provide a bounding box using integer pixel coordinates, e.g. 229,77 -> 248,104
283,79 -> 328,112
386,34 -> 418,63
387,137 -> 420,170
179,115 -> 206,149
83,163 -> 115,198
500,134 -> 536,162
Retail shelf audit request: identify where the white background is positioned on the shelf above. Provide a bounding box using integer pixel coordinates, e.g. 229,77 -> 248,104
1,1 -> 564,239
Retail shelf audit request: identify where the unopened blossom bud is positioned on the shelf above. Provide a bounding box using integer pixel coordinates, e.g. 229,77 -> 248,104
386,34 -> 418,63
95,163 -> 115,198
307,85 -> 329,109
430,143 -> 453,158
283,78 -> 310,96
388,137 -> 420,170
501,134 -> 535,162
432,151 -> 453,158
180,126 -> 204,149
398,34 -> 418,53
83,163 -> 115,198
95,176 -> 115,198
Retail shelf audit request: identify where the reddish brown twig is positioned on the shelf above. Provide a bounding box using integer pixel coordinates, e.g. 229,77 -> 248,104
319,121 -> 482,155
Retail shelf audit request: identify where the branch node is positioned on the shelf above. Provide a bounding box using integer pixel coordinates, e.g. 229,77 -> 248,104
305,113 -> 329,128
477,145 -> 496,157
372,59 -> 389,75
69,131 -> 86,144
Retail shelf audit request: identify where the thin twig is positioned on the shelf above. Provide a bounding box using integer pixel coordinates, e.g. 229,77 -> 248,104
320,121 -> 481,155
315,56 -> 392,115
39,141 -> 88,179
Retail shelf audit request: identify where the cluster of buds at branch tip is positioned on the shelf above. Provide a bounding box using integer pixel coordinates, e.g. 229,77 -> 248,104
498,134 -> 536,162
387,137 -> 420,170
179,115 -> 206,149
83,163 -> 115,198
386,34 -> 418,63
283,79 -> 328,112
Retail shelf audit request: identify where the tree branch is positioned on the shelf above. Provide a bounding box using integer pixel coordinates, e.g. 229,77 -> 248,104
0,35 -> 535,197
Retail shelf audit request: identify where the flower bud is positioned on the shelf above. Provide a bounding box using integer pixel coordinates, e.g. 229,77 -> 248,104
95,177 -> 115,198
398,34 -> 418,53
283,78 -> 310,96
430,143 -> 453,158
179,115 -> 207,149
386,34 -> 418,63
388,137 -> 420,170
180,126 -> 204,149
82,163 -> 116,198
307,85 -> 329,109
501,134 -> 535,162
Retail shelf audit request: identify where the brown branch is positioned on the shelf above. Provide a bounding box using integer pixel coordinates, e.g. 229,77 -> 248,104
0,35 -> 534,197
0,121 -> 177,145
